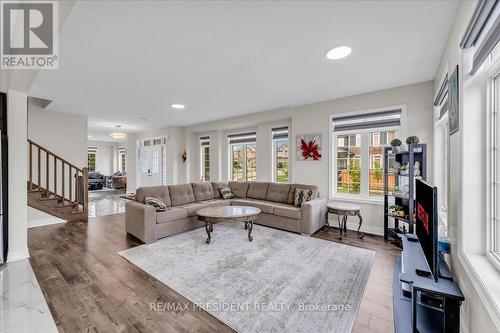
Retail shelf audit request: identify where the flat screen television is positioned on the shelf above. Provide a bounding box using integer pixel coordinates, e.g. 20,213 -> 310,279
415,179 -> 438,281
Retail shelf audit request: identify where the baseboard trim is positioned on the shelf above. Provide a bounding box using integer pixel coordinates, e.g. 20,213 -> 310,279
327,218 -> 384,236
7,247 -> 30,262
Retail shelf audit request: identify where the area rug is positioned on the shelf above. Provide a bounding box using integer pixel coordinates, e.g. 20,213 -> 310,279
118,223 -> 374,333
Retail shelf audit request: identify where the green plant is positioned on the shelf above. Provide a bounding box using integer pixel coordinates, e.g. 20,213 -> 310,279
406,136 -> 420,144
373,160 -> 383,182
348,163 -> 361,193
390,138 -> 402,147
390,204 -> 403,211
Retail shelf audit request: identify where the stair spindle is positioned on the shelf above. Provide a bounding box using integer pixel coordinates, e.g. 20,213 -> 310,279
37,146 -> 41,189
54,156 -> 57,197
62,162 -> 65,199
46,151 -> 49,197
69,166 -> 72,204
29,142 -> 33,190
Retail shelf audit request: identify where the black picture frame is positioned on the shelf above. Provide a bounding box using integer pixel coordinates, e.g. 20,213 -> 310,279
449,65 -> 459,135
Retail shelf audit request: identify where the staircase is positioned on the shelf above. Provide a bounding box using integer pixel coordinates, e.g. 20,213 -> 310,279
27,139 -> 89,222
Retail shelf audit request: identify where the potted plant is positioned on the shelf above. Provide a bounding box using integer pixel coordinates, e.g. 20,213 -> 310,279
406,135 -> 420,144
406,136 -> 421,152
389,204 -> 405,217
390,138 -> 402,153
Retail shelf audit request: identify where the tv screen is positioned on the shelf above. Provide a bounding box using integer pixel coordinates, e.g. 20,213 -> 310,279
415,179 -> 438,281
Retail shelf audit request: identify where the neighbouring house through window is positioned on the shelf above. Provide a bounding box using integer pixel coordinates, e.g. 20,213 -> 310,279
272,127 -> 289,183
228,132 -> 256,182
331,108 -> 402,198
200,136 -> 210,181
88,146 -> 97,172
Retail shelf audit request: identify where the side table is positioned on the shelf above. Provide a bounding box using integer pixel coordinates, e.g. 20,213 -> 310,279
325,202 -> 364,239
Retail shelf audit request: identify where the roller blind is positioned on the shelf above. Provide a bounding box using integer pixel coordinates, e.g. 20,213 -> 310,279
228,132 -> 256,144
434,74 -> 448,106
272,126 -> 288,140
88,146 -> 98,154
332,109 -> 402,132
200,136 -> 210,146
461,0 -> 500,75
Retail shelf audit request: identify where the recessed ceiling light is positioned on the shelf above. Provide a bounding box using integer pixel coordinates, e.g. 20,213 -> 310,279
325,46 -> 352,60
171,104 -> 186,109
87,135 -> 92,138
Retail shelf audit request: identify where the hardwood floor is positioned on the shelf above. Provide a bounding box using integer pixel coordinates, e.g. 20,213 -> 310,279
28,214 -> 400,333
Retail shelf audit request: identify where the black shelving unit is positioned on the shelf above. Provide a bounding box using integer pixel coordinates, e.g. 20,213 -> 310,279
383,144 -> 427,242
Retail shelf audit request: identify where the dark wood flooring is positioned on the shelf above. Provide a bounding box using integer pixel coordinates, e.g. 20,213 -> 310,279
28,214 -> 400,333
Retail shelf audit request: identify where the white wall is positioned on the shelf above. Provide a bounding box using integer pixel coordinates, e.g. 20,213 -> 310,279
182,83 -> 433,234
7,90 -> 29,262
433,1 -> 500,332
87,140 -> 120,175
28,103 -> 87,168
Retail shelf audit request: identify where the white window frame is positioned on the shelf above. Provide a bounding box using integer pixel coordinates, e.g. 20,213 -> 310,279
200,144 -> 210,181
118,148 -> 126,172
434,107 -> 449,233
272,137 -> 289,183
487,64 -> 500,269
329,105 -> 406,203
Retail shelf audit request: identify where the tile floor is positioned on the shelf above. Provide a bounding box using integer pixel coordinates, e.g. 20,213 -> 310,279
88,189 -> 127,218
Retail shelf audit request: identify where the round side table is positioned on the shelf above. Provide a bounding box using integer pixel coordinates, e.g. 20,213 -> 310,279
325,202 -> 364,239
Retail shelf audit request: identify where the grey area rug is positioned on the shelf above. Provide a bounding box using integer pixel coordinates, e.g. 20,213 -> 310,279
119,223 -> 374,333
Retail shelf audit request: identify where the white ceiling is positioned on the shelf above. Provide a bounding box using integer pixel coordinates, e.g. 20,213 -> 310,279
29,1 -> 458,141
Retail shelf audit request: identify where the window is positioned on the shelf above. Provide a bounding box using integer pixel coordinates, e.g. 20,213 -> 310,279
228,132 -> 256,182
369,131 -> 397,196
200,136 -> 210,181
118,148 -> 126,172
88,146 -> 97,172
272,127 -> 289,183
331,108 -> 402,199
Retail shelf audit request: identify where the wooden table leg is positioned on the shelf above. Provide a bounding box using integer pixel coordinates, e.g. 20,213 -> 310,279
247,220 -> 254,241
205,222 -> 212,244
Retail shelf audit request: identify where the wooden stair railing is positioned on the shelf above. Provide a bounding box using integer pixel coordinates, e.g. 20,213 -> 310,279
27,139 -> 88,220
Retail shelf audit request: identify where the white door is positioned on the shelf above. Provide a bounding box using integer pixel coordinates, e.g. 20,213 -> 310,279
140,146 -> 162,187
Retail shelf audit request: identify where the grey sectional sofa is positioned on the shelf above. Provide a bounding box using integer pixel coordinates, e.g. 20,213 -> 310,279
125,181 -> 327,243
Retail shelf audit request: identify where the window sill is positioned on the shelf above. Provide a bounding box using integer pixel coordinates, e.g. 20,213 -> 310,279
458,252 -> 500,329
329,195 -> 384,206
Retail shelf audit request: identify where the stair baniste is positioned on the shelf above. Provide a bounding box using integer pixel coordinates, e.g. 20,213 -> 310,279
27,139 -> 88,222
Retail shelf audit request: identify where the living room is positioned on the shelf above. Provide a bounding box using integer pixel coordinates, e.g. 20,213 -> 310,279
1,1 -> 500,333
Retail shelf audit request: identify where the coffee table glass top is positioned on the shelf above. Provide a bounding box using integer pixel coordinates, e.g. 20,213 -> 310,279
196,206 -> 261,218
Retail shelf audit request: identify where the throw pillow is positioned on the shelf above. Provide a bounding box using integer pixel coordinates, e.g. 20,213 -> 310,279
144,197 -> 167,212
293,188 -> 313,207
218,185 -> 234,199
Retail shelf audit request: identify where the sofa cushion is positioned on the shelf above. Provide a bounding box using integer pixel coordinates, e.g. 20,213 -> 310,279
177,202 -> 210,217
247,182 -> 269,200
202,199 -> 231,207
266,183 -> 291,203
229,181 -> 249,198
145,197 -> 167,212
273,204 -> 302,220
192,182 -> 215,202
211,181 -> 228,198
287,184 -> 319,205
231,198 -> 274,214
156,207 -> 188,224
136,186 -> 171,207
293,188 -> 314,207
218,185 -> 234,199
168,184 -> 195,206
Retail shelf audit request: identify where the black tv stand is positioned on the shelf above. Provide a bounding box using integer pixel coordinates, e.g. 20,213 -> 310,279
394,234 -> 464,333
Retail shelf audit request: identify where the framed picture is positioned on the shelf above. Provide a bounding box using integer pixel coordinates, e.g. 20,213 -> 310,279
296,134 -> 322,161
449,65 -> 459,135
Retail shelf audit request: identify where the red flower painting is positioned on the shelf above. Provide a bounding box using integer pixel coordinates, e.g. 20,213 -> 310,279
297,135 -> 322,161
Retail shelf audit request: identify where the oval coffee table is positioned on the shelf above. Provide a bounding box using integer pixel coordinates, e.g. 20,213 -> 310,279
197,206 -> 261,244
